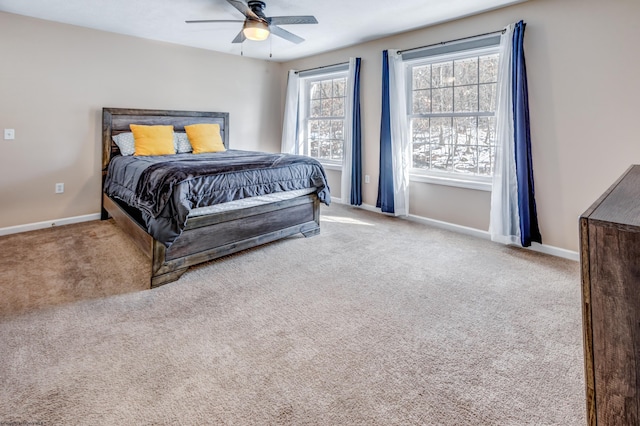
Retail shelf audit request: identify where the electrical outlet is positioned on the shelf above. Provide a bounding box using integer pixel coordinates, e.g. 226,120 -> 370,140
365,175 -> 371,184
4,129 -> 15,140
55,183 -> 64,194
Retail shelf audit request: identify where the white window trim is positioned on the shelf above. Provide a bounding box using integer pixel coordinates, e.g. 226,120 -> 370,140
409,170 -> 492,191
321,163 -> 343,172
404,44 -> 500,191
299,69 -> 349,169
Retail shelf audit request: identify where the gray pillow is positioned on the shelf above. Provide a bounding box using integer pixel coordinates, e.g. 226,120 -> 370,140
112,132 -> 135,156
174,132 -> 193,153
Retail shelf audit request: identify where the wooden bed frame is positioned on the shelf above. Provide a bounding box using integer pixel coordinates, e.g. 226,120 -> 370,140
101,108 -> 321,288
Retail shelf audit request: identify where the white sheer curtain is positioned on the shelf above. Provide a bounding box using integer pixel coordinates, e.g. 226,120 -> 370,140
281,70 -> 300,154
388,49 -> 410,216
341,57 -> 357,204
489,23 -> 520,245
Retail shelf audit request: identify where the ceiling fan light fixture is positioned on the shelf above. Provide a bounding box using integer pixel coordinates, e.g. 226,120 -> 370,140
243,20 -> 270,41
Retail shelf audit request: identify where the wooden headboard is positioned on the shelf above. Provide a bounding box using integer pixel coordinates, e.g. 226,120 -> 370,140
101,108 -> 230,172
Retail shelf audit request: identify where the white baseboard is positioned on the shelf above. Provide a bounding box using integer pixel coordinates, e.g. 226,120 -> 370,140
335,200 -> 579,262
0,213 -> 102,237
406,212 -> 492,241
525,242 -> 580,262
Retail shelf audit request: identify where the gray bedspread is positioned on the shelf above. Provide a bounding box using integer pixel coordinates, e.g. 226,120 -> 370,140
104,150 -> 330,246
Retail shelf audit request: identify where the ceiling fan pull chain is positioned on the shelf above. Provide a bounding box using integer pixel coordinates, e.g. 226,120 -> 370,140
270,36 -> 272,58
241,42 -> 244,56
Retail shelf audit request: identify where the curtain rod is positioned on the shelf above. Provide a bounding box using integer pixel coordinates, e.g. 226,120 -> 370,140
397,28 -> 505,55
294,61 -> 349,74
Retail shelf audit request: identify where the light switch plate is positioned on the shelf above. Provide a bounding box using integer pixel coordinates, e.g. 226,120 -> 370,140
4,129 -> 15,140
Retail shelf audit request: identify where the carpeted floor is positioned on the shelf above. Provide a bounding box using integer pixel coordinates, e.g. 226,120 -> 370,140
0,219 -> 149,317
0,203 -> 586,425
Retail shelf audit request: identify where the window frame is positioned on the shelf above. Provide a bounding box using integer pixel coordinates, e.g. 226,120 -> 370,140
404,43 -> 500,191
299,69 -> 349,168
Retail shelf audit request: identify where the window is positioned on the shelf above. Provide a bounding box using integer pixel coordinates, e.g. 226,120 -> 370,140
300,71 -> 348,166
405,40 -> 500,187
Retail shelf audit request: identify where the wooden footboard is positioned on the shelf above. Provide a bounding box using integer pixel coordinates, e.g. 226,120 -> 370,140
103,193 -> 320,288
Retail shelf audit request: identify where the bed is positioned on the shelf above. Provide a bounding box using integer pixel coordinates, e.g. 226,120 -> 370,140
101,108 -> 330,288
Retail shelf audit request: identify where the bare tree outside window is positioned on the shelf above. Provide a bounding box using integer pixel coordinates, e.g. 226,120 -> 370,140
409,51 -> 499,178
306,76 -> 347,162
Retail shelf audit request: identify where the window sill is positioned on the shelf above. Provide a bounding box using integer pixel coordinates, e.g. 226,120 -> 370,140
409,173 -> 492,192
321,163 -> 342,171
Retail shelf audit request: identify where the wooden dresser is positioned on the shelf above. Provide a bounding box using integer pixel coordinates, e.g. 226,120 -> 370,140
580,165 -> 640,425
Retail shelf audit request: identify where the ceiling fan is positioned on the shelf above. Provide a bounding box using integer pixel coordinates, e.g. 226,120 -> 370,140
186,0 -> 318,44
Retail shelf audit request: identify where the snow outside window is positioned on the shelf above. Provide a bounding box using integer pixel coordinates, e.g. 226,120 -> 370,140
406,45 -> 500,190
300,71 -> 348,167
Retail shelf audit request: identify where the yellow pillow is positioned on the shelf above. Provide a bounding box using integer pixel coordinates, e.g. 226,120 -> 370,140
130,124 -> 176,156
184,123 -> 226,154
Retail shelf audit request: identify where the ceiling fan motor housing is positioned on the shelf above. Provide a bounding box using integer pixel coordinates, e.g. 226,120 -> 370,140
248,1 -> 267,20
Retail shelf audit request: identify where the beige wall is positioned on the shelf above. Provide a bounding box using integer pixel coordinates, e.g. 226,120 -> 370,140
3,0 -> 639,253
0,12 -> 282,228
280,0 -> 640,252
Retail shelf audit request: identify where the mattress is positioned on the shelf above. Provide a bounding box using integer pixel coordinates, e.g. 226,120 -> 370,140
187,187 -> 316,217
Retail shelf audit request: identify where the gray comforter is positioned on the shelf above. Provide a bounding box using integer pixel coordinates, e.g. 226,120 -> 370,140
104,150 -> 330,246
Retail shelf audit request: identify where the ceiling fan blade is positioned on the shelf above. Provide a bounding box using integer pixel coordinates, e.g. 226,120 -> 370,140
269,25 -> 305,44
268,16 -> 318,26
185,19 -> 244,24
227,0 -> 260,21
232,29 -> 247,44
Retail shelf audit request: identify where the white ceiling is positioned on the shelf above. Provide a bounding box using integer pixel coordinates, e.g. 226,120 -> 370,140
0,0 -> 525,62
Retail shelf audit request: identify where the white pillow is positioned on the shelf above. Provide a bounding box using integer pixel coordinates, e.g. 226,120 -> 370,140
112,132 -> 135,156
174,132 -> 193,153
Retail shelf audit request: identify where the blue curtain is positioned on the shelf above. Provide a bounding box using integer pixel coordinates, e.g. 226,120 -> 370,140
350,58 -> 362,205
377,50 -> 395,213
512,21 -> 541,247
